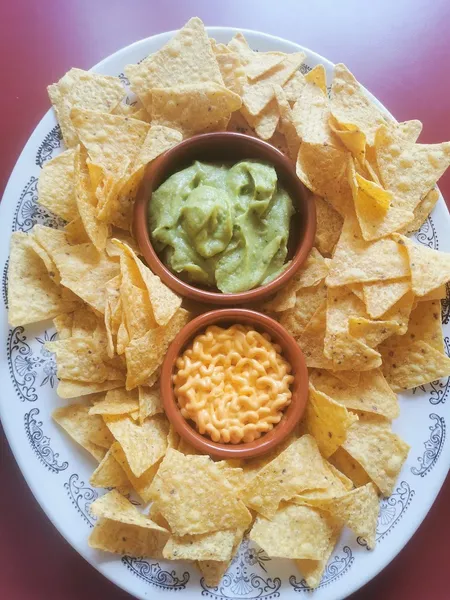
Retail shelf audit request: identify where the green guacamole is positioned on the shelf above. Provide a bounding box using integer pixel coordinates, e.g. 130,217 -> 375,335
148,160 -> 294,293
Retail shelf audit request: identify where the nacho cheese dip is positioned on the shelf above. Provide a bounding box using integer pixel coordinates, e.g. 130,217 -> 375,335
148,160 -> 294,293
173,324 -> 294,443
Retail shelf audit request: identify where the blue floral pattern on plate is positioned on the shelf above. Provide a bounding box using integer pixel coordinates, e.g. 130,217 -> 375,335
24,407 -> 68,473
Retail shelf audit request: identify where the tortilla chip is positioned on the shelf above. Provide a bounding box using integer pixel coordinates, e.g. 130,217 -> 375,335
273,85 -> 301,160
197,529 -> 244,587
47,337 -> 113,383
53,313 -> 73,339
125,17 -> 223,113
48,68 -> 125,148
125,308 -> 190,389
74,146 -> 109,251
330,63 -> 390,146
90,446 -> 130,489
249,503 -> 339,560
342,417 -> 410,496
297,300 -> 336,369
64,217 -> 90,244
149,449 -> 252,536
163,530 -> 236,561
329,447 -> 372,488
329,114 -> 366,164
8,232 -> 79,326
362,278 -> 411,319
314,195 -> 344,256
384,300 -> 444,352
311,483 -> 380,549
242,52 -> 305,116
37,148 -> 78,221
312,368 -> 399,420
241,435 -> 331,519
51,243 -> 120,314
104,413 -> 168,477
348,316 -> 401,347
139,385 -> 163,423
393,234 -> 450,296
112,238 -> 181,327
215,51 -> 247,96
88,517 -> 168,558
399,188 -> 439,235
52,403 -> 107,461
57,379 -> 123,399
71,108 -> 149,180
292,77 -> 333,145
326,217 -> 410,287
278,282 -> 327,338
380,340 -> 450,391
295,525 -> 341,589
264,248 -> 328,312
110,442 -> 160,503
296,142 -> 353,216
151,83 -> 241,136
89,387 -> 139,416
375,125 -> 450,213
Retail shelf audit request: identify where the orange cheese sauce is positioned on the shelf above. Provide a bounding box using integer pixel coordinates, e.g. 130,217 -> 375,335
173,324 -> 294,444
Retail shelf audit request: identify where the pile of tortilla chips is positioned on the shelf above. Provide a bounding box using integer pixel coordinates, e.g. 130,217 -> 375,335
7,16 -> 450,590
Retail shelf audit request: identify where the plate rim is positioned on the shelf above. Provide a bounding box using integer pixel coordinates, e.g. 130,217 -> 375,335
0,24 -> 449,600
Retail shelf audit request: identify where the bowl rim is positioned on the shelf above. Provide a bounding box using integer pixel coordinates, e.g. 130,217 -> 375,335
133,131 -> 316,305
160,308 -> 309,459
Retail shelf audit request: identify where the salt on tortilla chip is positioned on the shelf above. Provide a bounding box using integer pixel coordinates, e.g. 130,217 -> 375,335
74,146 -> 109,251
125,17 -> 223,113
342,417 -> 410,496
241,435 -> 331,519
90,446 -> 129,489
149,449 -> 252,536
48,68 -> 125,148
104,413 -> 168,478
125,308 -> 190,390
279,282 -> 327,338
314,195 -> 344,256
46,338 -> 110,383
249,503 -> 339,560
311,369 -> 399,420
326,216 -> 410,287
362,278 -> 411,319
8,232 -> 79,327
310,483 -> 380,549
393,234 -> 450,297
304,382 -> 358,458
37,148 -> 78,221
52,403 -> 107,461
348,316 -> 401,348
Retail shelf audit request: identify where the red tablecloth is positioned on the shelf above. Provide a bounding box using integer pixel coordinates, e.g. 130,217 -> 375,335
1,1 -> 449,598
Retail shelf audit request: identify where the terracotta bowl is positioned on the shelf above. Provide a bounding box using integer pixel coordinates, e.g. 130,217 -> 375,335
134,132 -> 315,305
160,308 -> 309,459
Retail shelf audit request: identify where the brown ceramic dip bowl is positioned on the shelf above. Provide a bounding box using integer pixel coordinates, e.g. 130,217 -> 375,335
160,308 -> 309,459
134,132 -> 315,305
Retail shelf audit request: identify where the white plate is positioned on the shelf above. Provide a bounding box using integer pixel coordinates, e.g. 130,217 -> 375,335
1,26 -> 449,600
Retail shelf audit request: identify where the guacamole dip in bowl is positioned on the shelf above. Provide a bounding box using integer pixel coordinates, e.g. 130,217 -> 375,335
134,132 -> 315,305
148,160 -> 294,294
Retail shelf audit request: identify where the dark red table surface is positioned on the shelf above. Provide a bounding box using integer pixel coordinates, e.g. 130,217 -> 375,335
1,1 -> 449,598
